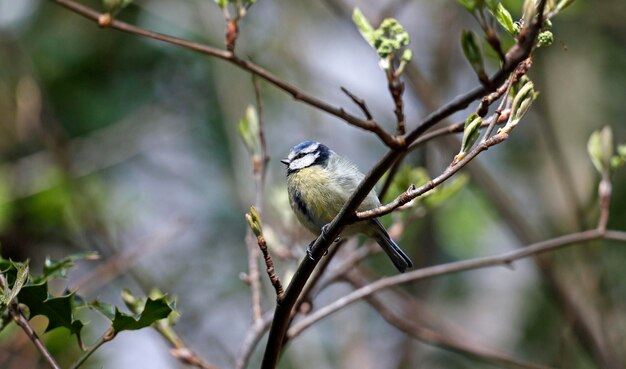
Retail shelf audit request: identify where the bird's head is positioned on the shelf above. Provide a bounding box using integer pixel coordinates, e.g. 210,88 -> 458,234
281,141 -> 331,174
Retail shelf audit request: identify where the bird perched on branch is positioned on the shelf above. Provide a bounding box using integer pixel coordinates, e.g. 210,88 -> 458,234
281,141 -> 413,273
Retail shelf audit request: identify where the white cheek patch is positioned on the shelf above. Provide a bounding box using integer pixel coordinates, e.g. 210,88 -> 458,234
289,153 -> 319,171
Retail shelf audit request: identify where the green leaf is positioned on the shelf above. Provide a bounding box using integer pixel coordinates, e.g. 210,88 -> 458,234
383,166 -> 430,204
89,299 -> 116,320
587,126 -> 614,174
353,8 -> 376,47
353,10 -> 410,60
460,113 -> 483,155
556,0 -> 575,13
18,282 -> 84,335
112,297 -> 173,333
461,31 -> 485,77
424,174 -> 469,208
494,3 -> 516,35
33,252 -> 99,284
238,105 -> 261,158
246,206 -> 263,237
1,262 -> 29,307
500,79 -> 536,134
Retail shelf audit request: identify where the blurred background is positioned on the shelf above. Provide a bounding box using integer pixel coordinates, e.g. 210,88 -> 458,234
0,0 -> 625,368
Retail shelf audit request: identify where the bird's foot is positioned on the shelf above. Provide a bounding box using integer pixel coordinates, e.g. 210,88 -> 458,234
306,240 -> 317,261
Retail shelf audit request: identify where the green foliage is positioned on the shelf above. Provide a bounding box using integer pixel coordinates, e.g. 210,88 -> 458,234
458,113 -> 483,161
0,252 -> 176,351
461,31 -> 486,78
353,8 -> 411,69
499,78 -> 537,134
112,297 -> 173,332
492,3 -> 517,35
383,166 -> 467,211
18,282 -> 84,335
0,261 -> 29,308
246,206 -> 263,236
33,252 -> 99,284
238,105 -> 262,159
588,126 -> 625,174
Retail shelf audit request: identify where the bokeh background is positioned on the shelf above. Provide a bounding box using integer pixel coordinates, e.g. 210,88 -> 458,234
1,0 -> 625,368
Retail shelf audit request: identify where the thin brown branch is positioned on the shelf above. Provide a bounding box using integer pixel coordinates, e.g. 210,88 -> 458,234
357,133 -> 508,220
387,70 -> 406,135
234,314 -> 273,369
245,231 -> 263,322
50,0 -> 402,148
0,275 -> 60,369
10,306 -> 62,369
260,2 -> 547,364
69,328 -> 115,369
287,229 -> 626,338
340,86 -> 373,120
342,271 -> 555,369
256,233 -> 285,299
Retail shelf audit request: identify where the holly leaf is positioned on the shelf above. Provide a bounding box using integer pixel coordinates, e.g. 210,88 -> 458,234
89,299 -> 117,320
17,282 -> 84,335
112,297 -> 173,333
33,252 -> 99,284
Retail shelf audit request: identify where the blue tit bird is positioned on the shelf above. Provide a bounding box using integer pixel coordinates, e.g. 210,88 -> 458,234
281,141 -> 413,273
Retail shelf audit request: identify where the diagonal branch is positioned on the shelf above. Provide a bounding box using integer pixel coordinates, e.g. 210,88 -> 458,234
356,133 -> 508,220
287,229 -> 626,339
341,270 -> 556,369
50,0 -> 402,148
260,2 -> 548,367
0,275 -> 61,369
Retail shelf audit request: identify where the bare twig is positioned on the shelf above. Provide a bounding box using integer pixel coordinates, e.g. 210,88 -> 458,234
287,229 -> 626,338
0,275 -> 60,369
50,0 -> 402,148
255,232 -> 284,299
260,3 -> 548,365
341,271 -> 555,369
234,313 -> 273,369
386,70 -> 406,135
69,328 -> 115,369
357,133 -> 508,220
340,86 -> 373,120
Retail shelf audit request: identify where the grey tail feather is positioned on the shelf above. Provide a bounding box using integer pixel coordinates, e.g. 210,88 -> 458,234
370,219 -> 413,273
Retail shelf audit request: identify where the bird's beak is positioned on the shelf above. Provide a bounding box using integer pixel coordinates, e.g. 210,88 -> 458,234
280,158 -> 290,165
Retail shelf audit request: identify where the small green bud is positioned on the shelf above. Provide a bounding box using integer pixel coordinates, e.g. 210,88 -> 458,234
460,113 -> 483,155
401,49 -> 413,63
537,31 -> 553,47
501,80 -> 536,134
246,207 -> 263,236
238,105 -> 261,157
587,126 -> 614,174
